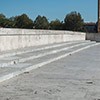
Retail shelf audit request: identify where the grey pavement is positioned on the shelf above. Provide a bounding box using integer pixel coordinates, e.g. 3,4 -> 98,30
0,41 -> 100,100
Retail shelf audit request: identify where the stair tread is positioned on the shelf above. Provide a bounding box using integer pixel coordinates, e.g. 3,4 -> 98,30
0,40 -> 98,83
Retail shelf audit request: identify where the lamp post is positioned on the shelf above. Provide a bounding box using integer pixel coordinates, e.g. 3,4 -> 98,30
98,0 -> 100,33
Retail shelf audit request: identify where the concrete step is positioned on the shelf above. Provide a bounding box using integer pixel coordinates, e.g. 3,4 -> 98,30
0,41 -> 95,67
24,41 -> 97,65
0,40 -> 88,58
0,41 -> 99,83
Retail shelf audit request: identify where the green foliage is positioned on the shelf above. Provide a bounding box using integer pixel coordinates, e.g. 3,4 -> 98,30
0,13 -> 6,19
0,15 -> 13,28
64,11 -> 84,31
0,12 -> 85,31
49,19 -> 63,30
14,14 -> 34,29
0,13 -> 6,27
0,13 -> 34,28
2,19 -> 15,28
34,15 -> 49,29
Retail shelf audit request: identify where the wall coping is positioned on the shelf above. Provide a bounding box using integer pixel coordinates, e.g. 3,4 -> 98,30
0,28 -> 86,35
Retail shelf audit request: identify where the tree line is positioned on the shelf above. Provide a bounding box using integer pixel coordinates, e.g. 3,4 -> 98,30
0,11 -> 84,32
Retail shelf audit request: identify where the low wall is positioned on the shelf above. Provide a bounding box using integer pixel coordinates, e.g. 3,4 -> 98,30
86,33 -> 100,42
0,28 -> 86,52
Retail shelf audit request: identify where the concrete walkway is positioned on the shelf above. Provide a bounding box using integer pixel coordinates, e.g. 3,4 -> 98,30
0,41 -> 100,100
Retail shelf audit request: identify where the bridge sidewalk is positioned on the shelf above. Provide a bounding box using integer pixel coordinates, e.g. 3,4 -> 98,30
0,40 -> 99,83
0,41 -> 100,99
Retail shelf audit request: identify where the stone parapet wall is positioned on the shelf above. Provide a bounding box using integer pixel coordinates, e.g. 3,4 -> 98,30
86,33 -> 100,42
0,28 -> 86,52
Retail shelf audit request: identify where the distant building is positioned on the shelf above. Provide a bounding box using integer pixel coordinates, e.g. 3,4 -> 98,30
83,22 -> 96,33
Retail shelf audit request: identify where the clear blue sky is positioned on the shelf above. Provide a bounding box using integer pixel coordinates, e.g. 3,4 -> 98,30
0,0 -> 97,22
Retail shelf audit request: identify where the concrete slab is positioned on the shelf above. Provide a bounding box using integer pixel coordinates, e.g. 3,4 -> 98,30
0,41 -> 99,100
0,40 -> 90,59
0,41 -> 95,68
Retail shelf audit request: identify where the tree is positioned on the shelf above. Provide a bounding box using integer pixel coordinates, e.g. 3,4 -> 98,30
0,14 -> 15,28
49,19 -> 64,30
14,14 -> 34,29
0,13 -> 6,27
34,15 -> 49,29
0,13 -> 6,19
64,11 -> 84,31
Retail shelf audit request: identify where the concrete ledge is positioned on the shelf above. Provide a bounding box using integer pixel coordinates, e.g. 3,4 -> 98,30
0,42 -> 99,83
86,33 -> 100,42
0,28 -> 86,52
0,41 -> 94,68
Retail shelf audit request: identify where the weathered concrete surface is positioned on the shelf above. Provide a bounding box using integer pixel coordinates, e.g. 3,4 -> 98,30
86,33 -> 100,42
0,41 -> 100,100
0,41 -> 97,83
0,28 -> 86,51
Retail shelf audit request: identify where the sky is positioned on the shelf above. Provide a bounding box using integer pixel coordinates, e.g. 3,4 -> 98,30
0,0 -> 97,22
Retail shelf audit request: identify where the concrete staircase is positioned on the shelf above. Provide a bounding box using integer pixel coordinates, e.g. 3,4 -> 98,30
0,40 -> 99,83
